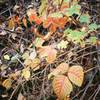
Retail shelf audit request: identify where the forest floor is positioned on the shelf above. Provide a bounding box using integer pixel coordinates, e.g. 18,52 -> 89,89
0,0 -> 100,100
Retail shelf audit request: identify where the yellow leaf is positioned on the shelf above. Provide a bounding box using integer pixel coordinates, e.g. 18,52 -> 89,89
52,75 -> 73,99
22,51 -> 30,60
22,68 -> 30,80
68,65 -> 84,87
2,79 -> 12,89
24,59 -> 32,66
48,63 -> 69,79
8,17 -> 15,29
30,58 -> 40,69
4,55 -> 10,60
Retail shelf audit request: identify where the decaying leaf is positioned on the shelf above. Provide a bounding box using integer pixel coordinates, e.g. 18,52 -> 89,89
8,17 -> 15,29
68,65 -> 84,87
52,75 -> 73,99
39,46 -> 57,63
24,58 -> 40,70
2,79 -> 12,89
48,63 -> 69,79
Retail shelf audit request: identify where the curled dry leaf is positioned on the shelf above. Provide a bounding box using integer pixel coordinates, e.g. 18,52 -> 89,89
52,75 -> 73,100
8,17 -> 15,29
39,46 -> 57,63
48,63 -> 69,79
68,65 -> 84,87
2,79 -> 12,89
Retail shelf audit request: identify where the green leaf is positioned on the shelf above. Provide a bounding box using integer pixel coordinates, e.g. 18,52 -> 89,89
89,23 -> 100,32
64,28 -> 85,43
34,37 -> 44,47
65,4 -> 81,16
79,14 -> 90,24
86,36 -> 97,45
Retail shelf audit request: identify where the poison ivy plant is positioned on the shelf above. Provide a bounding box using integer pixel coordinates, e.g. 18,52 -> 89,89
48,63 -> 84,99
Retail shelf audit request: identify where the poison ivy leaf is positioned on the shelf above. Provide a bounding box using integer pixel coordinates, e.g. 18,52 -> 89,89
79,14 -> 90,24
52,75 -> 73,99
65,4 -> 81,16
2,79 -> 12,89
68,65 -> 84,87
48,63 -> 69,79
57,40 -> 68,49
64,28 -> 85,43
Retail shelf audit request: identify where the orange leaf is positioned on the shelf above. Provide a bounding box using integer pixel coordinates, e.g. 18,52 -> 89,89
29,15 -> 42,25
48,63 -> 69,79
52,75 -> 73,99
43,17 -> 68,32
68,65 -> 84,87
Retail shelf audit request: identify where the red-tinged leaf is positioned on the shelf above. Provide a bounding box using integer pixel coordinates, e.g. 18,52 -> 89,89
29,15 -> 42,25
68,65 -> 84,87
43,17 -> 68,32
48,63 -> 69,79
52,75 -> 73,99
43,17 -> 53,28
34,16 -> 42,25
